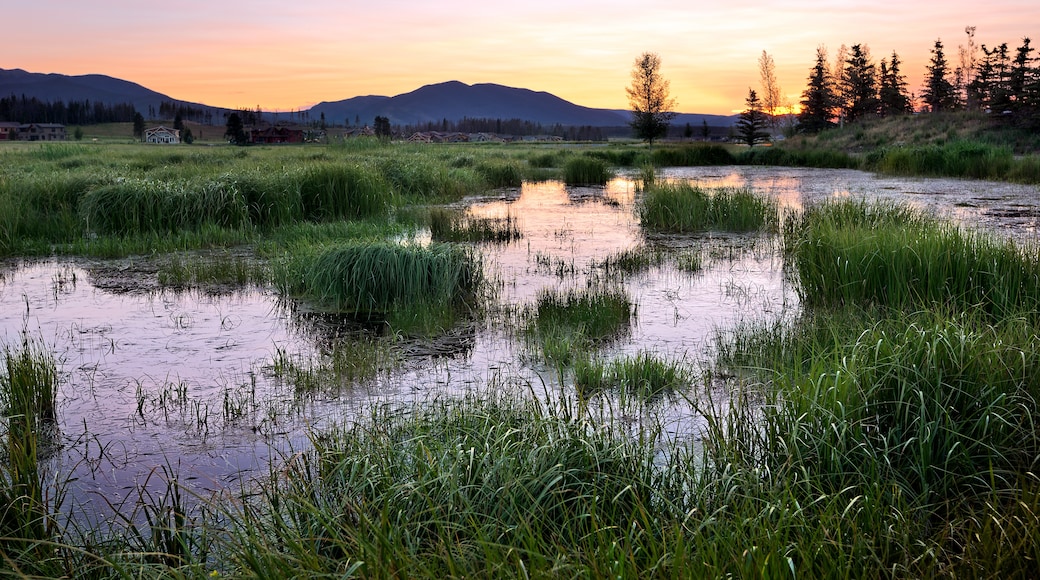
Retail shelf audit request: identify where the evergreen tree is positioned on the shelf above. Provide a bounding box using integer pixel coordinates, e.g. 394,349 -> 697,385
1009,37 -> 1036,111
626,52 -> 676,148
878,52 -> 911,116
374,115 -> 392,139
173,112 -> 184,131
224,113 -> 248,145
922,39 -> 958,112
132,112 -> 145,140
842,44 -> 879,122
737,89 -> 770,147
799,46 -> 836,133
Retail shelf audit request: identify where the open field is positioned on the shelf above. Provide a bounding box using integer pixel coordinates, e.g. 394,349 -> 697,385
2,139 -> 1040,577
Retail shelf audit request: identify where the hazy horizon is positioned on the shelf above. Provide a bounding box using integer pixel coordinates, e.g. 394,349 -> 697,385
3,1 -> 1036,115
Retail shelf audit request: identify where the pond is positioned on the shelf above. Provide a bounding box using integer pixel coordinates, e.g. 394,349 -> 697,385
2,166 -> 1038,517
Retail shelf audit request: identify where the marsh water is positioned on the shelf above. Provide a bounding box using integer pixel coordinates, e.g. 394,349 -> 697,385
2,166 -> 1039,515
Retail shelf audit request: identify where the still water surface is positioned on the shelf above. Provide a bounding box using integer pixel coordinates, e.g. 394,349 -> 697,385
1,166 -> 1037,513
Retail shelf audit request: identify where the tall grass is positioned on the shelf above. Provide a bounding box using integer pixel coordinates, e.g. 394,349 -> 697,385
575,351 -> 688,400
230,389 -> 675,577
288,241 -> 483,316
428,207 -> 522,244
563,155 -> 612,186
297,163 -> 392,220
639,183 -> 779,233
80,178 -> 250,235
651,144 -> 736,166
867,141 -> 1015,179
787,199 -> 1040,317
1,333 -> 61,571
525,286 -> 633,364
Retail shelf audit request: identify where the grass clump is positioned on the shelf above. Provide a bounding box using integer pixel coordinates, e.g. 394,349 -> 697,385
639,183 -> 779,233
288,241 -> 483,317
651,144 -> 736,166
575,352 -> 688,400
526,286 -> 633,364
786,199 -> 1040,318
475,160 -> 523,188
80,178 -> 249,235
563,155 -> 612,186
297,163 -> 392,220
1,333 -> 61,572
428,207 -> 522,244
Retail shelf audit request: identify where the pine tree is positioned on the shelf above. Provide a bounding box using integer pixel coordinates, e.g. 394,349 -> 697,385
922,39 -> 958,112
132,112 -> 145,140
1009,38 -> 1036,111
878,52 -> 911,116
842,44 -> 879,122
799,46 -> 836,133
737,89 -> 770,147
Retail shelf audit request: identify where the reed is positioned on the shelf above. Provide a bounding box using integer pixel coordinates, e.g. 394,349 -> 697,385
869,141 -> 1015,179
563,155 -> 612,185
639,183 -> 779,233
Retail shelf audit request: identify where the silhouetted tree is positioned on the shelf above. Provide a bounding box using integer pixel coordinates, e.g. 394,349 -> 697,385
173,112 -> 184,131
799,46 -> 837,133
958,26 -> 979,110
626,52 -> 676,148
374,115 -> 391,139
842,44 -> 879,122
132,112 -> 145,140
879,52 -> 911,116
759,50 -> 783,125
1009,37 -> 1036,111
224,112 -> 248,145
923,39 -> 958,112
737,89 -> 770,147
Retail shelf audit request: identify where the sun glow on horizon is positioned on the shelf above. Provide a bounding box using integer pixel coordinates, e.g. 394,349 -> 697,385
2,1 -> 1036,117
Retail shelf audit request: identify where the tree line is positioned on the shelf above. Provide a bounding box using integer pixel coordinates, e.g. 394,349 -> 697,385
399,116 -> 606,140
799,28 -> 1040,132
0,94 -> 138,125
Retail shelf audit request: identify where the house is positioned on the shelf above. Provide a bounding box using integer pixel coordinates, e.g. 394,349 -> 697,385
0,122 -> 20,141
144,126 -> 180,144
17,123 -> 66,141
250,126 -> 304,144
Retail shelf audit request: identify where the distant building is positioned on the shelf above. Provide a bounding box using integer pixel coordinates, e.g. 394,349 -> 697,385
250,126 -> 304,144
17,123 -> 67,141
144,126 -> 180,144
0,122 -> 20,141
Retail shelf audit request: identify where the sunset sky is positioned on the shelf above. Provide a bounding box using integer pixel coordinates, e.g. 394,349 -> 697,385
4,1 -> 1037,115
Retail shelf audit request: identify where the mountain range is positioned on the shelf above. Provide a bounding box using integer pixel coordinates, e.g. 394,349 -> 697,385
0,67 -> 737,128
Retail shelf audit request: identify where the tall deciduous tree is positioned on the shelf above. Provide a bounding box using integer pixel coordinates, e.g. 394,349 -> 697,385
958,26 -> 979,110
759,50 -> 783,125
737,89 -> 770,147
799,46 -> 837,133
923,39 -> 958,112
626,52 -> 676,148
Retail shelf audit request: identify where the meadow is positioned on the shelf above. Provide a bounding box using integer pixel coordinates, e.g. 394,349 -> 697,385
2,138 -> 1039,578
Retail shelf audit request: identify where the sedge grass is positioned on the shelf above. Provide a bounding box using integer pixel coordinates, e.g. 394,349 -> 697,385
639,183 -> 779,234
428,207 -> 522,244
563,155 -> 612,186
787,199 -> 1040,318
287,241 -> 483,316
575,351 -> 688,400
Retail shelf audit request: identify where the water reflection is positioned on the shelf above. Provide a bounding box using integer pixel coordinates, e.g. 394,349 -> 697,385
2,167 -> 1037,515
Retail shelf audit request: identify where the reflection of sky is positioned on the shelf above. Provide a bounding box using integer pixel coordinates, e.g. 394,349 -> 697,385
5,168 -> 1040,519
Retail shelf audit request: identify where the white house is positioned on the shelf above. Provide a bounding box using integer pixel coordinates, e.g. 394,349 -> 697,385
144,126 -> 180,144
